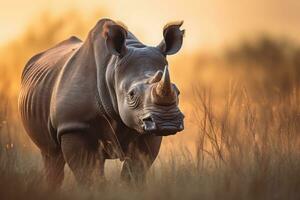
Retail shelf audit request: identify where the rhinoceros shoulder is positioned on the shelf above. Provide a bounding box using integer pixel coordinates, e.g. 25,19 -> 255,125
21,36 -> 82,81
53,36 -> 82,48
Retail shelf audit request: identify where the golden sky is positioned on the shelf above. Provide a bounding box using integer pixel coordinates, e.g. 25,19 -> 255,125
1,0 -> 300,51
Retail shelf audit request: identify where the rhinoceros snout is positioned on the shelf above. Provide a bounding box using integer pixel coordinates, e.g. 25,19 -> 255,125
141,111 -> 184,136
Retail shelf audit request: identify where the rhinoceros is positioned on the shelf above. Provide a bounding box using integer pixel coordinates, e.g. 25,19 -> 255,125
18,18 -> 184,187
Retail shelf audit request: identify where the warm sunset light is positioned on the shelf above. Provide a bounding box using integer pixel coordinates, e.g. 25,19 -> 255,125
1,0 -> 300,50
0,1 -> 299,199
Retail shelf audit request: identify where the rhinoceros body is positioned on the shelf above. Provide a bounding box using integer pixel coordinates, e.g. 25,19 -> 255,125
19,37 -> 81,152
19,18 -> 184,187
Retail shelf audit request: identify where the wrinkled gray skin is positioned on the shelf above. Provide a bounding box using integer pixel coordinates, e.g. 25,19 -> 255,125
18,18 -> 184,188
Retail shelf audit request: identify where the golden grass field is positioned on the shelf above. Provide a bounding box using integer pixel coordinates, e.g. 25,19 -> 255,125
0,10 -> 300,200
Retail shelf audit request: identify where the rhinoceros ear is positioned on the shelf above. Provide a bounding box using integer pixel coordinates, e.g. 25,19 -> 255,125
105,24 -> 127,56
157,21 -> 185,55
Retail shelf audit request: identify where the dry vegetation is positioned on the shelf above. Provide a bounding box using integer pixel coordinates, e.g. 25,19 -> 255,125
0,10 -> 300,200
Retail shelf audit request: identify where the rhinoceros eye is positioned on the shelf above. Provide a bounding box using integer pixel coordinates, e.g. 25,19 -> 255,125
127,89 -> 140,108
129,90 -> 135,99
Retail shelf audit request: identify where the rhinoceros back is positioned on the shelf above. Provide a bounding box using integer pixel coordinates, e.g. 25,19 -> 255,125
19,36 -> 82,153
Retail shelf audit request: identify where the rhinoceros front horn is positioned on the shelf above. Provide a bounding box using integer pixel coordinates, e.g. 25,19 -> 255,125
152,66 -> 176,105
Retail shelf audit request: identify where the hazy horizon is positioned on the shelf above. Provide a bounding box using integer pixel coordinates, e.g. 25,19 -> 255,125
1,0 -> 300,51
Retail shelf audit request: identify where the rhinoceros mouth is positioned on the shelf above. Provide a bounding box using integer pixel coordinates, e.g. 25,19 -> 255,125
140,106 -> 184,136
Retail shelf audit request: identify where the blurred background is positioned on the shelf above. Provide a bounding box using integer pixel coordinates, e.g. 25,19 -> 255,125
1,0 -> 300,146
0,1 -> 300,199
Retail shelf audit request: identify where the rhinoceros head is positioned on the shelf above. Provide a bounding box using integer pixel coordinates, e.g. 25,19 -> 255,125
104,21 -> 184,136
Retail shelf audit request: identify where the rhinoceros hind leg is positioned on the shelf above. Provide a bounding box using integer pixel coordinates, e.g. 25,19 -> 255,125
42,152 -> 65,189
121,135 -> 162,183
61,133 -> 99,186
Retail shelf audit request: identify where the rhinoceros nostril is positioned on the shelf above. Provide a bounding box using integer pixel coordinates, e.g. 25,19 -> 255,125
142,116 -> 157,131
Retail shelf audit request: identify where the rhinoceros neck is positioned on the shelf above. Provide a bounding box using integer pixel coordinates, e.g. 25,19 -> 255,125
93,44 -> 119,120
82,20 -> 121,121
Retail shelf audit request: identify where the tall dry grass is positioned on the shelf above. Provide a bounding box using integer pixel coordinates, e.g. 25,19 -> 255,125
0,10 -> 299,200
193,83 -> 300,199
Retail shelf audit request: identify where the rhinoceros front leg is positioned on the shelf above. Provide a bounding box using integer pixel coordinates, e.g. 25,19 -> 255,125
121,135 -> 162,183
60,133 -> 100,186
